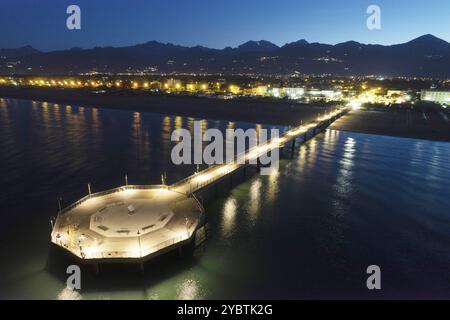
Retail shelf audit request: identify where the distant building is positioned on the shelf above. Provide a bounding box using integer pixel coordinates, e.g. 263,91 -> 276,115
283,87 -> 305,99
421,90 -> 450,105
386,90 -> 411,104
307,89 -> 342,101
251,85 -> 268,96
267,87 -> 282,98
387,90 -> 407,97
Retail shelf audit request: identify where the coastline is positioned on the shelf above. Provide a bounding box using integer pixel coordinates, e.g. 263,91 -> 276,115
330,108 -> 450,142
3,87 -> 449,142
0,87 -> 333,126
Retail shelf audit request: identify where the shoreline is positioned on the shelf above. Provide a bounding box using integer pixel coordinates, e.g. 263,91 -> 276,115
2,87 -> 449,142
330,108 -> 450,142
0,87 -> 334,126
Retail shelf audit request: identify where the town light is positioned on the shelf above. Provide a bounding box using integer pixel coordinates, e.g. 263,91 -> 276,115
348,100 -> 362,110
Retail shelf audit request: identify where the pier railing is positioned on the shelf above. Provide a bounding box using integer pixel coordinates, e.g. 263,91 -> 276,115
169,107 -> 348,194
56,232 -> 193,260
57,184 -> 168,216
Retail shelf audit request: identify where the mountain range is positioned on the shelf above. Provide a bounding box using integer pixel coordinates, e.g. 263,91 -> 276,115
1,35 -> 450,78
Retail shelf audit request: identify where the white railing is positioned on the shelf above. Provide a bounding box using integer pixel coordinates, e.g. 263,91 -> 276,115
57,184 -> 168,216
170,107 -> 348,194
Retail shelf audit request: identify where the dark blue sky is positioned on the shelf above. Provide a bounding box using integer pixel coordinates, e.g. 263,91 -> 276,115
1,0 -> 449,51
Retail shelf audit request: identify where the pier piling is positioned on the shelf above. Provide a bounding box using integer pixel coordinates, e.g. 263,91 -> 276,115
290,139 -> 296,159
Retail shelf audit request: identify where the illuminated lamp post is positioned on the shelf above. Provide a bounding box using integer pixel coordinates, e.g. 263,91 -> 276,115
137,230 -> 142,258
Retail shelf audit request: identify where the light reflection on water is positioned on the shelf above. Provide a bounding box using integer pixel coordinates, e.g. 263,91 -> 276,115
57,288 -> 82,300
177,279 -> 203,300
334,136 -> 356,208
266,168 -> 280,204
0,99 -> 450,299
247,179 -> 262,224
221,198 -> 237,237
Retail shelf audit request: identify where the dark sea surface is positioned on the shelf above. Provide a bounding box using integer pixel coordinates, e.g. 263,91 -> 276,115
0,98 -> 449,299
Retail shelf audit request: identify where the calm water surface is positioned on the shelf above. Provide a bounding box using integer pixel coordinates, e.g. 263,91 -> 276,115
0,98 -> 449,299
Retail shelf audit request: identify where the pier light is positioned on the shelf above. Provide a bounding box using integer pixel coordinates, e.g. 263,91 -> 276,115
247,149 -> 259,161
273,137 -> 285,145
176,229 -> 189,241
84,245 -> 99,259
217,166 -> 230,175
193,173 -> 210,183
123,188 -> 137,197
128,238 -> 142,258
131,248 -> 141,258
287,126 -> 304,136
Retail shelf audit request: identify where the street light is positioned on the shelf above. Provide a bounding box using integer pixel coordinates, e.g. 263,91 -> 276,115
137,230 -> 142,258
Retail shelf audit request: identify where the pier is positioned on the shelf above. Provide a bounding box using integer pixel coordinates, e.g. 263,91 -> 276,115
50,107 -> 348,266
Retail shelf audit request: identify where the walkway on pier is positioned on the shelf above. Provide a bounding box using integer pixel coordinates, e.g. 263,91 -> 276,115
170,107 -> 348,195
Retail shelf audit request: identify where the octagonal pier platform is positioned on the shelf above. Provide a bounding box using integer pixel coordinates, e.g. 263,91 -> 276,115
51,185 -> 204,263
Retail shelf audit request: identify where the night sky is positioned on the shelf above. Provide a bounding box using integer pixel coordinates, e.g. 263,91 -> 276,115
1,0 -> 449,51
